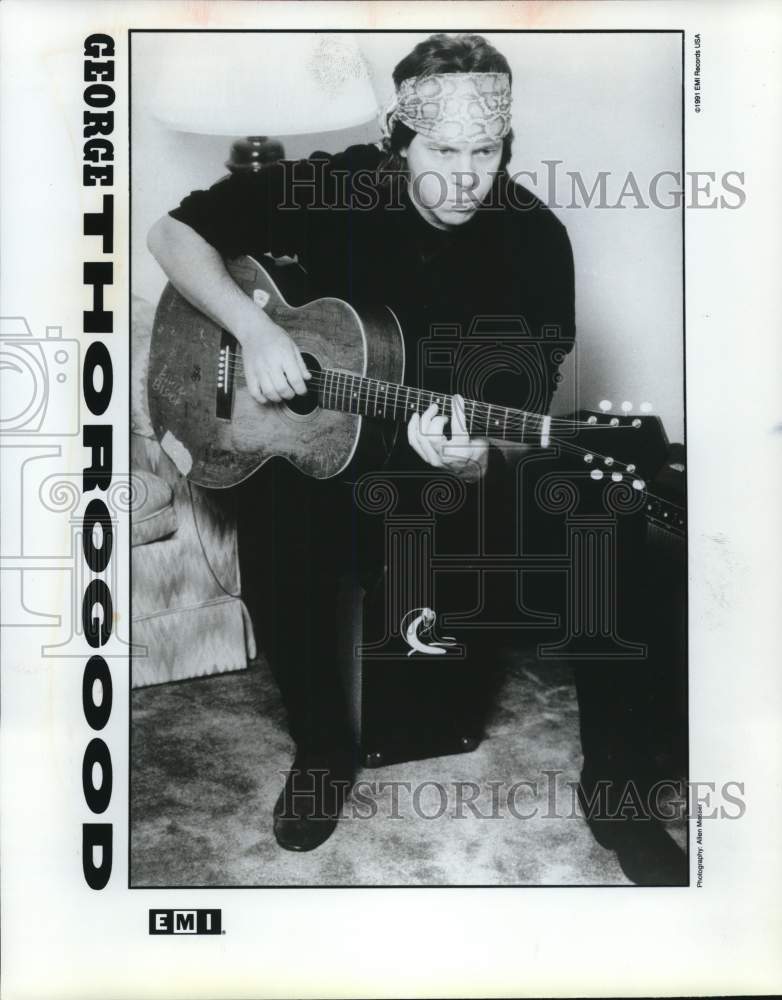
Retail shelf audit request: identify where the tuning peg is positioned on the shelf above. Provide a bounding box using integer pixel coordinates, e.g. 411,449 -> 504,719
604,456 -> 614,466
632,478 -> 646,491
611,472 -> 623,482
626,464 -> 636,474
590,469 -> 604,480
583,453 -> 594,464
599,399 -> 612,412
621,401 -> 633,413
640,401 -> 653,413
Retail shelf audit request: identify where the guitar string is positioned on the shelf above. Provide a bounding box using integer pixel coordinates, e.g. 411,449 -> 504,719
184,365 -> 683,521
208,368 -> 609,449
208,361 -> 638,442
211,359 -> 621,435
206,364 -> 667,474
209,367 -> 659,481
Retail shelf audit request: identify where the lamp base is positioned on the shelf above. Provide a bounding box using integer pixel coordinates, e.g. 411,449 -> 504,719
226,135 -> 285,173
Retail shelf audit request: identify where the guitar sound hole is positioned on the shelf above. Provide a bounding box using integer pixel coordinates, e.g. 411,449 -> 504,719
285,352 -> 321,415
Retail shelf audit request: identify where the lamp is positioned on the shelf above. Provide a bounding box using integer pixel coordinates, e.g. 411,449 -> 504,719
152,33 -> 379,172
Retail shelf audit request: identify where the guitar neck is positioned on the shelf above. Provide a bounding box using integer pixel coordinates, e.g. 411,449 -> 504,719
316,369 -> 548,446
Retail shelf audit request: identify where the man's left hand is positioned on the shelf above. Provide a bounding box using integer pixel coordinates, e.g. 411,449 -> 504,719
407,395 -> 489,482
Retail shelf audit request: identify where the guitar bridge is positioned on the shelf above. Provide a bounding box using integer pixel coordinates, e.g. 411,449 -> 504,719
216,331 -> 237,419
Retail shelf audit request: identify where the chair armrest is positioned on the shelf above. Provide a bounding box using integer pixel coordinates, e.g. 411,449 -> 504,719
131,469 -> 176,547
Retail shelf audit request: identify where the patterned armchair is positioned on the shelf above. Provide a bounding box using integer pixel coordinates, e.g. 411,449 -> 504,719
130,294 -> 256,687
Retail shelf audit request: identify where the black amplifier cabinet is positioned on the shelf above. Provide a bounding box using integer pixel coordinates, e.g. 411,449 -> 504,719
645,441 -> 687,543
336,468 -> 506,769
643,442 -> 688,776
338,559 -> 496,769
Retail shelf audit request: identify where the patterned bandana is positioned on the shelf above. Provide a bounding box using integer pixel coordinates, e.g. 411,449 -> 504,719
382,72 -> 512,143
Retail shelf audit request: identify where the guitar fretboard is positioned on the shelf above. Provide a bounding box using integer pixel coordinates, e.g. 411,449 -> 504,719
317,369 -> 547,445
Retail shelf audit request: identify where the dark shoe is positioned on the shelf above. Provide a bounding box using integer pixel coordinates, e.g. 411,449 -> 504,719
273,750 -> 354,852
612,820 -> 688,886
577,779 -> 687,885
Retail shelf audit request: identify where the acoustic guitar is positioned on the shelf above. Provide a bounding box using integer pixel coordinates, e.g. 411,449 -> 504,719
148,255 -> 661,496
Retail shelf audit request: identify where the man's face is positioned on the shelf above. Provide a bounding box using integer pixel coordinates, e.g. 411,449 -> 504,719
401,133 -> 503,230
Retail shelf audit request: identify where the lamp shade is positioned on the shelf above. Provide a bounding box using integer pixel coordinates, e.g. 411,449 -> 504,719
151,33 -> 379,136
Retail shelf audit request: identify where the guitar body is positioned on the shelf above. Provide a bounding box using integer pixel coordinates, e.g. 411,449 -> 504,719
149,256 -> 404,488
149,255 -> 674,507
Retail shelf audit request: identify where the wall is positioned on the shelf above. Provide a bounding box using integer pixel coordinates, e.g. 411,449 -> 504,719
132,31 -> 684,440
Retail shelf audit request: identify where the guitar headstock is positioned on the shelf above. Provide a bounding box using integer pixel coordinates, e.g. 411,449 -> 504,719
554,402 -> 670,486
590,398 -> 654,426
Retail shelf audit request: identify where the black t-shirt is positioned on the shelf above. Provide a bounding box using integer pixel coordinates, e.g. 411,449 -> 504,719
169,143 -> 575,423
170,144 -> 577,573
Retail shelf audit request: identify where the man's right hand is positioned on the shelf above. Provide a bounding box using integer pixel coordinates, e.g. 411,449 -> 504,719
146,215 -> 311,406
237,319 -> 311,404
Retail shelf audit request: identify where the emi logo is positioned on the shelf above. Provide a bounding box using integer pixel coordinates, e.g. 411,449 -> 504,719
149,909 -> 222,935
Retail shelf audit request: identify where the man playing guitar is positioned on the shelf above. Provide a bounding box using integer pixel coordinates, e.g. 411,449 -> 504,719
148,32 -> 685,884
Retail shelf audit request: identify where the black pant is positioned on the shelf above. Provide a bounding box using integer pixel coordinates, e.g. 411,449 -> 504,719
516,450 -> 687,801
570,509 -> 687,801
236,460 -> 380,754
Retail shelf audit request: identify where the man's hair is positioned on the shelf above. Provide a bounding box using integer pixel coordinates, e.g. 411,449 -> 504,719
392,32 -> 513,89
381,33 -> 515,172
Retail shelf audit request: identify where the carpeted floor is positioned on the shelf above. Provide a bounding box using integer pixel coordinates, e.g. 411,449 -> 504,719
130,646 -> 685,887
